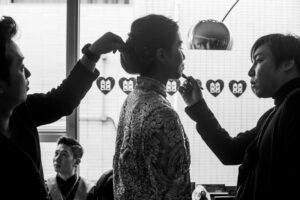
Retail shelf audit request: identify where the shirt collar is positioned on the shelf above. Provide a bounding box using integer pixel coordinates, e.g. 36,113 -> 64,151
136,76 -> 167,97
56,174 -> 77,186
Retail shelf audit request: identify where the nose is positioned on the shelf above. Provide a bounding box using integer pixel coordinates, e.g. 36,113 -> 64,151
248,64 -> 255,77
24,67 -> 31,78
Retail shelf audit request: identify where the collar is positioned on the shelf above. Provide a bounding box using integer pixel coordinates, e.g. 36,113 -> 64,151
136,76 -> 167,97
273,77 -> 300,106
56,174 -> 78,187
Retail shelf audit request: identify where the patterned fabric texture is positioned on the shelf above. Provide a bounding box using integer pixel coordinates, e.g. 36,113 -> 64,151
113,76 -> 192,200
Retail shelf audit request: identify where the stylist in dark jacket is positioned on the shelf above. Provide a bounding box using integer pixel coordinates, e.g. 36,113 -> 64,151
0,16 -> 124,199
179,33 -> 300,200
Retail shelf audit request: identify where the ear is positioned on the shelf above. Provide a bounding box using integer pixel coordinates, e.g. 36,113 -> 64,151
282,59 -> 295,72
155,48 -> 166,63
74,158 -> 81,166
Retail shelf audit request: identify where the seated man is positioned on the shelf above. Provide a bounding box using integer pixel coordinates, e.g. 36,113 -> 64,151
46,136 -> 95,200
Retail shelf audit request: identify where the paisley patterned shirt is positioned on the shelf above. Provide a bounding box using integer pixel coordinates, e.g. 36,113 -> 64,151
113,76 -> 191,200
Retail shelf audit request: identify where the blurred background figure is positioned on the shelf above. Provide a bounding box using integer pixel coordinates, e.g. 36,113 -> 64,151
46,136 -> 96,200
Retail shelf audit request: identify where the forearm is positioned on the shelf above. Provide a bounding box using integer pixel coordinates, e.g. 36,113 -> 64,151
186,99 -> 250,164
80,55 -> 97,72
27,61 -> 99,126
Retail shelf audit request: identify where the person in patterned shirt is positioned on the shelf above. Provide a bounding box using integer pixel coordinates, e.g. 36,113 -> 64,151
113,14 -> 192,200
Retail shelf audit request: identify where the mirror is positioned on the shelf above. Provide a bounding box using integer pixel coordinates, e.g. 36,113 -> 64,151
188,19 -> 233,50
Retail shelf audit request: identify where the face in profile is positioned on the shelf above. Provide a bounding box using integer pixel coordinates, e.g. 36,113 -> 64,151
53,144 -> 77,175
1,41 -> 30,107
163,32 -> 185,80
248,44 -> 281,98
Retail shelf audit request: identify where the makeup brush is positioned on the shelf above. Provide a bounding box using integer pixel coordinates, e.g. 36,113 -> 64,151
181,73 -> 188,79
181,73 -> 203,90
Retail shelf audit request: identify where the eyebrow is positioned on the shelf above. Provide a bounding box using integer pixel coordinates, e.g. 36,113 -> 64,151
55,150 -> 68,154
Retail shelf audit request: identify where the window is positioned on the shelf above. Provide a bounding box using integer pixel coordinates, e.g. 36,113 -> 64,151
2,0 -> 300,186
79,0 -> 133,180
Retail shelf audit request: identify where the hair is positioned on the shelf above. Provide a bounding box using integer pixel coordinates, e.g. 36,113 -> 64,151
57,136 -> 83,160
0,16 -> 17,84
120,14 -> 179,75
251,33 -> 300,71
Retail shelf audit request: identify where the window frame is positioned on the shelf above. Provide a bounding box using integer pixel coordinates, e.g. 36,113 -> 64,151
39,0 -> 79,142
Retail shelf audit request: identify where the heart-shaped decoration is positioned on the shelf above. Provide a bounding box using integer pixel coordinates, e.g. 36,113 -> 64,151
166,79 -> 181,96
229,80 -> 247,97
96,77 -> 115,95
206,79 -> 224,97
119,77 -> 137,94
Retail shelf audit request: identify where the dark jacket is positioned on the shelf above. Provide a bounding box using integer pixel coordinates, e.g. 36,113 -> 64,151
0,61 -> 99,199
95,169 -> 114,200
185,78 -> 300,200
0,133 -> 49,199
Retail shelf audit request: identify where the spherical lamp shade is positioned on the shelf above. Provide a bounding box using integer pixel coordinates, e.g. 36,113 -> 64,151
188,19 -> 233,50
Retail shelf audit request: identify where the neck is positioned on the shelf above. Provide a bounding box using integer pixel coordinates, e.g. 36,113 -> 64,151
58,172 -> 76,181
142,72 -> 169,85
0,107 -> 13,137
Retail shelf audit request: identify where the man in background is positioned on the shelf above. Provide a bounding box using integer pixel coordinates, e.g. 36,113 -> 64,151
46,136 -> 95,200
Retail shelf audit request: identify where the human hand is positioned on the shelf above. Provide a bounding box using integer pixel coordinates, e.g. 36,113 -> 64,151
89,32 -> 125,56
178,76 -> 203,106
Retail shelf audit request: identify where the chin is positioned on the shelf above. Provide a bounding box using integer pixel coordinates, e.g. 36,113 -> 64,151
172,72 -> 182,79
254,91 -> 269,98
253,90 -> 261,98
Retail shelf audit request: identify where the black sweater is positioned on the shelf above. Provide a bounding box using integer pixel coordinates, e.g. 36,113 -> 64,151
0,61 -> 99,199
186,78 -> 300,200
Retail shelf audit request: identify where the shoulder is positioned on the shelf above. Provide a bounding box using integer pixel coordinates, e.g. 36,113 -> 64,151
46,176 -> 57,186
284,88 -> 300,108
256,107 -> 275,126
129,90 -> 173,118
278,88 -> 300,118
143,102 -> 178,125
45,176 -> 58,193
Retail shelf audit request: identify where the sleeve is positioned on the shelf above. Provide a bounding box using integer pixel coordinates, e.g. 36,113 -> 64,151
185,99 -> 257,165
143,106 -> 191,199
25,61 -> 99,126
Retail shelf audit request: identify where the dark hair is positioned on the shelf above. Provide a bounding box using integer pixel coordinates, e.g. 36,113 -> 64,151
0,16 -> 17,83
251,33 -> 300,71
120,14 -> 179,75
57,136 -> 83,159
